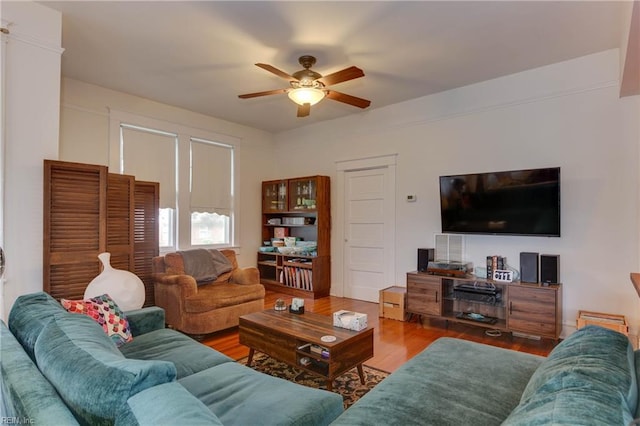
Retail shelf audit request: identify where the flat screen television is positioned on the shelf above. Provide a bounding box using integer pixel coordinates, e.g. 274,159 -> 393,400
439,167 -> 560,237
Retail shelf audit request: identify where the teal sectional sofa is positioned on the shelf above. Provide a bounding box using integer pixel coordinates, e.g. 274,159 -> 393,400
1,292 -> 343,425
332,325 -> 640,425
4,292 -> 637,426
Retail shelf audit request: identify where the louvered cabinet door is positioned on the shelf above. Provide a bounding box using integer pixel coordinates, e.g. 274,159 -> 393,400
134,181 -> 159,307
44,160 -> 107,300
107,173 -> 135,271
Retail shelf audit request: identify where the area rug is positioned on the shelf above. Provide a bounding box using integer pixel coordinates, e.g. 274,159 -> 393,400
238,353 -> 389,408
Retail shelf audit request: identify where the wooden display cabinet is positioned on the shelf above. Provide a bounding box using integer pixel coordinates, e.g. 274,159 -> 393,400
259,176 -> 330,298
262,180 -> 288,212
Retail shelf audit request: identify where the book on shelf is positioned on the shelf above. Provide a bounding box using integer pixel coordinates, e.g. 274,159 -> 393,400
486,255 -> 507,279
310,344 -> 326,354
282,265 -> 314,291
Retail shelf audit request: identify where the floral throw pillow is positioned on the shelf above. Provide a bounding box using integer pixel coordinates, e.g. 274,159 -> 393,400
61,294 -> 133,347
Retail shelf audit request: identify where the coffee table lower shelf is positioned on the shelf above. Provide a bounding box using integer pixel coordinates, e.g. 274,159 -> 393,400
246,348 -> 366,391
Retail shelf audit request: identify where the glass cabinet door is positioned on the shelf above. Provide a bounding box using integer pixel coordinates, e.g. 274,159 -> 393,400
263,180 -> 288,211
288,177 -> 317,211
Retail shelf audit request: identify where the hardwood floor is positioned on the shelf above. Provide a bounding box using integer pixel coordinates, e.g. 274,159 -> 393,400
200,290 -> 556,373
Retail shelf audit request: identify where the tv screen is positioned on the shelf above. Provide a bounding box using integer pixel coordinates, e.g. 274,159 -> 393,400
439,167 -> 560,237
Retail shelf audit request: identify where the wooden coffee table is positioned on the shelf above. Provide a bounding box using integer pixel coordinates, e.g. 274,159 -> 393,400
239,310 -> 374,391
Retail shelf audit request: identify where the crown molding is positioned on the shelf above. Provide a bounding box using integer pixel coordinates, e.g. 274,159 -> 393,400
0,19 -> 64,55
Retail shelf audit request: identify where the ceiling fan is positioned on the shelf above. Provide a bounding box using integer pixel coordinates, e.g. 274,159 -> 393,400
238,55 -> 371,118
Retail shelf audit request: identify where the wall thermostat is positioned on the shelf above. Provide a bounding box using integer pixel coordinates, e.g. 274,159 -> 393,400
407,194 -> 417,202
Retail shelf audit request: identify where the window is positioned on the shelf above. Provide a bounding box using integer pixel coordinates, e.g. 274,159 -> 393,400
110,110 -> 239,252
120,124 -> 177,250
190,138 -> 233,246
191,212 -> 229,245
159,208 -> 175,248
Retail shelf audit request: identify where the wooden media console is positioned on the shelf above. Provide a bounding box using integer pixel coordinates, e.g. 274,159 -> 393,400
406,271 -> 562,341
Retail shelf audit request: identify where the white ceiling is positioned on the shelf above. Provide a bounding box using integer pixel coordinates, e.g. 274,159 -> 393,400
41,1 -> 629,133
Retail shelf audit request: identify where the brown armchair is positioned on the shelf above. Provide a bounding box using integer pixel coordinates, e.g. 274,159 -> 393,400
152,249 -> 265,335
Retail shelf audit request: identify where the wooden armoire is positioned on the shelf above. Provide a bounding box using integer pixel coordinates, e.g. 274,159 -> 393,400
43,160 -> 159,306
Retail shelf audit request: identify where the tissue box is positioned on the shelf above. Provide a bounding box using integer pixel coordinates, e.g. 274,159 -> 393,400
333,310 -> 368,331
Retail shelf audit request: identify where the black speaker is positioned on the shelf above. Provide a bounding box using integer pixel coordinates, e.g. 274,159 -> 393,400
417,248 -> 435,272
540,254 -> 560,284
520,252 -> 539,283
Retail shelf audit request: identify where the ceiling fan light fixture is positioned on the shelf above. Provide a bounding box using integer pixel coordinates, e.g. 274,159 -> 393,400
288,88 -> 325,106
239,55 -> 370,117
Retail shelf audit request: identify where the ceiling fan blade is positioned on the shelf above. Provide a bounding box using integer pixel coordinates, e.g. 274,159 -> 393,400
297,103 -> 311,118
255,63 -> 298,81
238,88 -> 288,99
318,66 -> 364,86
325,90 -> 371,109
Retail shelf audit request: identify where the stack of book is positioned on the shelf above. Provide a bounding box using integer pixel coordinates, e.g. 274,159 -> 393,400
310,344 -> 330,359
486,255 -> 506,279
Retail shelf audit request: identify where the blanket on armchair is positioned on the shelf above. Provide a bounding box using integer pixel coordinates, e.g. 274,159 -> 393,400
178,249 -> 232,284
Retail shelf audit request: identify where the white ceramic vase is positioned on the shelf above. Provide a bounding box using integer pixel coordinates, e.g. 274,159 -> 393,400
84,252 -> 145,311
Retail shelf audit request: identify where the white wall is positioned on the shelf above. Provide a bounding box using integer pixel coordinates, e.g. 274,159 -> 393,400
14,14 -> 639,340
1,1 -> 62,320
274,49 -> 640,336
59,78 -> 277,268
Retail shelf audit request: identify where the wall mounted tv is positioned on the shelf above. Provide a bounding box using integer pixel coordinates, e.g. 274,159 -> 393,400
439,167 -> 560,237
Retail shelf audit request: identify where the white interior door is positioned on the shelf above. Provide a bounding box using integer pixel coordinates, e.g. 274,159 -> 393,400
344,166 -> 395,302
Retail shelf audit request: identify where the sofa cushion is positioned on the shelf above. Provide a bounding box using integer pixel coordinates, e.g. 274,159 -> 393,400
331,337 -> 544,426
163,251 -> 186,275
34,313 -> 176,425
1,321 -> 79,425
116,382 -> 223,426
61,294 -> 133,347
8,292 -> 67,361
185,283 -> 265,312
179,362 -> 344,426
125,306 -> 166,337
119,327 -> 234,379
503,326 -> 636,425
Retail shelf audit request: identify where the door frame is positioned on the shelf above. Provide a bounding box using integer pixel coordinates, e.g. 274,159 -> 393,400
0,25 -> 8,320
333,154 -> 397,298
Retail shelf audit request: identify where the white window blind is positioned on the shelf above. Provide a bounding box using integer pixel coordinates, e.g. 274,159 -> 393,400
121,126 -> 177,209
110,108 -> 239,250
190,138 -> 232,215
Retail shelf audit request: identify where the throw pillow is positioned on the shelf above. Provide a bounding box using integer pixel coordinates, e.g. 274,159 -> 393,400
61,294 -> 133,347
